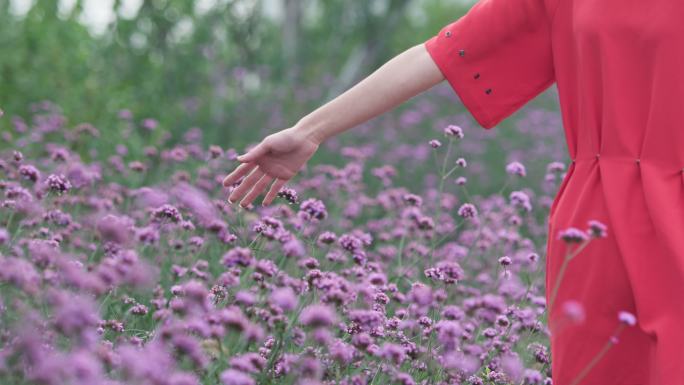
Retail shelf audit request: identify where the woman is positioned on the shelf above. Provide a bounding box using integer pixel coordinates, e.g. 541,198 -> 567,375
222,0 -> 684,383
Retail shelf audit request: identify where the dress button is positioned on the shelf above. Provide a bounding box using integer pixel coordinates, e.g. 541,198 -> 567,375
635,158 -> 640,164
595,153 -> 600,159
445,31 -> 452,37
459,49 -> 465,57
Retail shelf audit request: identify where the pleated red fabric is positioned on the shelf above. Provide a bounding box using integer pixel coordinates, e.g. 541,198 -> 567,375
424,0 -> 684,384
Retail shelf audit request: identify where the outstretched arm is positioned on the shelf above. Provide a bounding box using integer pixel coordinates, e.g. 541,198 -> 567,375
222,43 -> 446,208
284,43 -> 446,145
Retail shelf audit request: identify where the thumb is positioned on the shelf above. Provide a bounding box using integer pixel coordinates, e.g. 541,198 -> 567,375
237,141 -> 269,163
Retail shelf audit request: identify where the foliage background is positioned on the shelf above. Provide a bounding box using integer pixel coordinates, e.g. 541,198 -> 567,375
0,2 -> 575,383
0,0 -> 565,193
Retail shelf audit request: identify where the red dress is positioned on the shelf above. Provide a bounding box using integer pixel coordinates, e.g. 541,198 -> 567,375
424,0 -> 684,384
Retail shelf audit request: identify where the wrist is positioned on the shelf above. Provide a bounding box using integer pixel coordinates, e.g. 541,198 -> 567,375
293,116 -> 328,146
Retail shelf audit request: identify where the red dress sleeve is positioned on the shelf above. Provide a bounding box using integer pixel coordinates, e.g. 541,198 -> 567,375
424,0 -> 556,129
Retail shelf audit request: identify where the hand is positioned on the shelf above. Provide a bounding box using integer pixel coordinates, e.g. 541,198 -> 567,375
222,126 -> 321,207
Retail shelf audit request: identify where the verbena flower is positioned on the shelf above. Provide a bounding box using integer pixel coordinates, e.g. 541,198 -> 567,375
557,227 -> 589,243
299,304 -> 337,328
45,174 -> 72,195
618,310 -> 637,326
151,204 -> 183,223
276,187 -> 298,204
299,198 -> 327,220
444,124 -> 464,138
506,161 -> 527,177
587,219 -> 608,238
457,203 -> 478,218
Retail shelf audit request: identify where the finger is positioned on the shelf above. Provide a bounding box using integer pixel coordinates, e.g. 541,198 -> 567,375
239,174 -> 274,208
223,162 -> 257,187
237,141 -> 270,163
262,178 -> 288,206
228,167 -> 265,204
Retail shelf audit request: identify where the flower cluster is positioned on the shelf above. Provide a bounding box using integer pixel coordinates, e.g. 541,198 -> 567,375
0,106 -> 587,385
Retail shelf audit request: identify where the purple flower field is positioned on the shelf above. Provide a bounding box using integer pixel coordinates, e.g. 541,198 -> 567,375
0,99 -> 630,385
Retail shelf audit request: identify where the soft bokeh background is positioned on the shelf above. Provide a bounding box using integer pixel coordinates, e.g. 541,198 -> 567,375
0,2 -> 584,384
0,0 -> 566,193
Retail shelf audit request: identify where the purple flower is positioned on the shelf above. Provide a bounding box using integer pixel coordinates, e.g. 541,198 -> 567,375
500,353 -> 524,383
435,320 -> 462,351
444,124 -> 464,138
457,203 -> 478,218
45,174 -> 72,195
498,256 -> 512,266
299,304 -> 337,328
587,219 -> 608,238
97,214 -> 132,244
441,351 -> 479,374
229,353 -> 266,374
276,187 -> 298,204
151,204 -> 183,223
348,309 -> 384,331
49,291 -> 101,337
299,198 -> 327,220
0,227 -> 8,245
317,231 -> 336,244
209,145 -> 223,159
282,238 -> 306,257
270,287 -> 298,312
618,310 -> 636,326
547,161 -> 566,173
118,109 -> 133,119
455,157 -> 467,168
18,164 -> 40,182
142,118 -> 158,130
557,227 -> 589,243
523,369 -> 543,385
429,139 -> 442,148
425,261 -> 464,284
562,300 -> 585,323
329,339 -> 355,365
50,148 -> 70,162
509,191 -> 532,212
402,193 -> 423,206
130,304 -> 149,315
338,233 -> 363,252
378,342 -> 406,365
222,247 -> 253,268
506,161 -> 527,177
408,283 -> 433,307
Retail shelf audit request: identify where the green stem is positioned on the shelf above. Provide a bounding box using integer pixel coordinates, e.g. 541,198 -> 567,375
547,238 -> 592,313
429,137 -> 454,264
569,324 -> 626,385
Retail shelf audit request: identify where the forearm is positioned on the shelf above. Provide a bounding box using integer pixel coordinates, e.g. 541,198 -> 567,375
293,43 -> 445,145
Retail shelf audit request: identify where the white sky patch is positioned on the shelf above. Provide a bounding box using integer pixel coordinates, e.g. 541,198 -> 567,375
78,0 -> 115,35
10,0 -> 142,35
118,0 -> 143,19
9,0 -> 33,16
194,0 -> 218,15
10,0 -> 476,35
